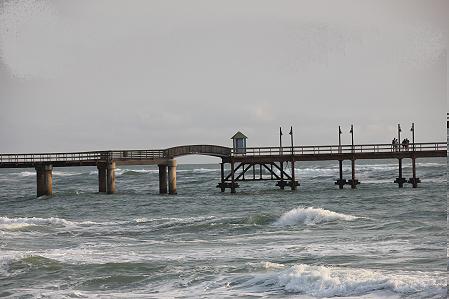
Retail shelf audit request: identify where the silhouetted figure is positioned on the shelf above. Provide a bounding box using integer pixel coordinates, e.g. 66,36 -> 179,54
392,138 -> 399,151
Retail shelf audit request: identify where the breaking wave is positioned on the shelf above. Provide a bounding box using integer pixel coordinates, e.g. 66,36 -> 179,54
0,216 -> 96,231
242,263 -> 446,298
274,207 -> 359,226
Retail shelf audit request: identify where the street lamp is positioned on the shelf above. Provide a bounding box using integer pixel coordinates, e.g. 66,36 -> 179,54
338,126 -> 342,153
410,123 -> 415,151
279,126 -> 283,155
350,124 -> 354,153
289,126 -> 294,155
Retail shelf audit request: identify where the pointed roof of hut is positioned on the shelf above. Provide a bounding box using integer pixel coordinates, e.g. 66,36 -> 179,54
231,131 -> 248,139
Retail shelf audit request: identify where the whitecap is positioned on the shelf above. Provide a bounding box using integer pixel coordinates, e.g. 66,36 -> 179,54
274,207 -> 359,226
275,264 -> 445,297
0,216 -> 73,228
239,264 -> 445,298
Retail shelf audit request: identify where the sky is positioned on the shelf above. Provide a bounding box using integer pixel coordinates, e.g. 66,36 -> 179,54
0,0 -> 447,163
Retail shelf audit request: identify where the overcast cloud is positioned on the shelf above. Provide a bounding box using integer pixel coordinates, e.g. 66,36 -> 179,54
0,0 -> 447,161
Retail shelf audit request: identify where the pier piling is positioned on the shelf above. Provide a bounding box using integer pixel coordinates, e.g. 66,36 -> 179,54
407,157 -> 420,188
168,159 -> 177,195
349,159 -> 359,188
335,160 -> 346,189
107,162 -> 116,194
219,163 -> 225,192
158,164 -> 168,194
97,163 -> 107,193
394,158 -> 406,188
36,164 -> 53,197
230,161 -> 236,193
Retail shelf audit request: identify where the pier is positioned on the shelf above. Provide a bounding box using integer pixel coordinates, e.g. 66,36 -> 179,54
0,142 -> 446,197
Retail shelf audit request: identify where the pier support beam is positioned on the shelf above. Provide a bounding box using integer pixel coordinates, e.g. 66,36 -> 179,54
279,162 -> 285,190
407,157 -> 420,188
36,164 -> 53,197
335,160 -> 346,189
168,159 -> 177,195
394,158 -> 406,188
348,159 -> 359,189
97,163 -> 107,193
107,162 -> 116,194
219,163 -> 225,192
158,164 -> 168,194
290,160 -> 297,190
230,161 -> 236,193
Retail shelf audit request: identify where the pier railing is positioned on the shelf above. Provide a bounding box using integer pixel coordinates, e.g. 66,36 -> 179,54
0,142 -> 446,164
231,142 -> 447,156
0,150 -> 165,164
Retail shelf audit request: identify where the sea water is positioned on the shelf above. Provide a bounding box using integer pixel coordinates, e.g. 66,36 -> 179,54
0,158 -> 446,298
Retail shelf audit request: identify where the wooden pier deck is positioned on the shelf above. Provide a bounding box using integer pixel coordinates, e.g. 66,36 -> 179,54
0,142 -> 446,196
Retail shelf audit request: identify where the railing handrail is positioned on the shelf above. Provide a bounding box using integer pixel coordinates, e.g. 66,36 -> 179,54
0,142 -> 446,163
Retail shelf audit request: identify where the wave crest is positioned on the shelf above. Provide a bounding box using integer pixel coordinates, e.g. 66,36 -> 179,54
276,264 -> 444,297
274,207 -> 358,226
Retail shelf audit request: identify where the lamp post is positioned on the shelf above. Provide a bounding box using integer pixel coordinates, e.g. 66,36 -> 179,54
289,126 -> 297,190
338,126 -> 342,153
398,124 -> 401,152
289,126 -> 294,155
349,124 -> 357,188
410,123 -> 415,151
350,125 -> 354,153
279,127 -> 283,155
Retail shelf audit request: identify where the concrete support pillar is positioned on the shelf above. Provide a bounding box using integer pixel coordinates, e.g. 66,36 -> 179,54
290,160 -> 297,190
338,160 -> 344,189
36,164 -> 53,197
408,157 -> 420,188
158,164 -> 168,194
168,159 -> 177,195
394,158 -> 406,188
220,163 -> 225,192
230,161 -> 236,194
97,163 -> 107,193
279,161 -> 285,190
411,157 -> 417,188
107,161 -> 116,194
351,159 -> 357,189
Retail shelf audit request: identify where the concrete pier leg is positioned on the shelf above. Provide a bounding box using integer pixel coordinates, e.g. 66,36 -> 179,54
168,160 -> 177,195
291,160 -> 297,190
394,158 -> 406,188
36,164 -> 53,197
230,162 -> 236,194
158,164 -> 168,194
107,161 -> 116,194
279,161 -> 285,190
338,160 -> 344,189
411,157 -> 418,188
351,159 -> 357,189
97,164 -> 107,193
220,163 -> 225,192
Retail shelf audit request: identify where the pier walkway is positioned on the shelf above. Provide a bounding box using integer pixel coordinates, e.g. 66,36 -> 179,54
0,142 -> 446,197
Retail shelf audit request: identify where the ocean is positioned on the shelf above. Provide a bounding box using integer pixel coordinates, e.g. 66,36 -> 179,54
0,158 -> 446,298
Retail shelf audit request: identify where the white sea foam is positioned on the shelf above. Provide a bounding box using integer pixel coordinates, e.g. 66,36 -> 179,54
0,216 -> 98,231
114,168 -> 158,176
192,168 -> 220,173
0,216 -> 73,227
15,171 -> 82,177
274,207 -> 359,226
244,264 -> 445,298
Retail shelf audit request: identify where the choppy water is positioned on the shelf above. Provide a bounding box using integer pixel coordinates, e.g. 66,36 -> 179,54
0,158 -> 446,298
